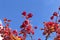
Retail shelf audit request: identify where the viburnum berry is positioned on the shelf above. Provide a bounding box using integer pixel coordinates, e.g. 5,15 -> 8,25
31,29 -> 34,35
12,30 -> 17,36
56,28 -> 60,34
24,19 -> 29,25
54,35 -> 60,40
26,25 -> 32,34
34,26 -> 37,29
54,23 -> 59,30
26,13 -> 33,19
43,22 -> 54,28
6,23 -> 9,27
1,35 -> 4,37
3,18 -> 7,23
58,19 -> 60,22
53,12 -> 58,16
50,16 -> 54,20
7,20 -> 11,22
20,22 -> 26,28
4,32 -> 9,36
19,29 -> 24,34
22,11 -> 26,16
59,6 -> 60,10
38,38 -> 41,40
4,18 -> 7,21
18,36 -> 22,40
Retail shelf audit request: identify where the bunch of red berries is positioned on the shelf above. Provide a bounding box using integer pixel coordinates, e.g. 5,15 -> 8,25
40,7 -> 60,40
0,18 -> 22,40
20,11 -> 35,40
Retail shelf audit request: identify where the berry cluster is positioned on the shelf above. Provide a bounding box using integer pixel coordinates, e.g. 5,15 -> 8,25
20,11 -> 34,40
41,7 -> 60,40
0,11 -> 40,40
0,18 -> 22,40
1,7 -> 60,40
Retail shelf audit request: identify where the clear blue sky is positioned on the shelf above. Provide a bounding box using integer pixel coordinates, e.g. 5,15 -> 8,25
0,0 -> 60,40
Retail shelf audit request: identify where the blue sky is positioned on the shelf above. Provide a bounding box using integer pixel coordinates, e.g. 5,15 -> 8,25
0,0 -> 60,40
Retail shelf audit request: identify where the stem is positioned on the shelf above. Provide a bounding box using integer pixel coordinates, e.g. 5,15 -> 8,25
45,34 -> 49,40
56,16 -> 58,23
45,36 -> 48,40
29,33 -> 33,40
56,10 -> 59,23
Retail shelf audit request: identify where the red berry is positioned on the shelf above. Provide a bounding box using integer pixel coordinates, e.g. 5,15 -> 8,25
53,12 -> 58,16
56,28 -> 60,34
6,23 -> 9,26
34,26 -> 37,29
54,35 -> 60,40
26,13 -> 33,19
1,35 -> 3,37
20,22 -> 26,28
54,23 -> 58,30
22,11 -> 26,16
50,16 -> 54,20
58,19 -> 60,22
38,38 -> 41,40
4,18 -> 7,23
59,7 -> 60,10
31,30 -> 34,35
4,18 -> 7,21
12,30 -> 17,35
26,24 -> 32,31
24,20 -> 29,25
7,20 -> 11,22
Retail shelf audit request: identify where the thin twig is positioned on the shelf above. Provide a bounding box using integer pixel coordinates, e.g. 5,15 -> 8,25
45,36 -> 48,40
29,33 -> 33,40
45,34 -> 49,40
